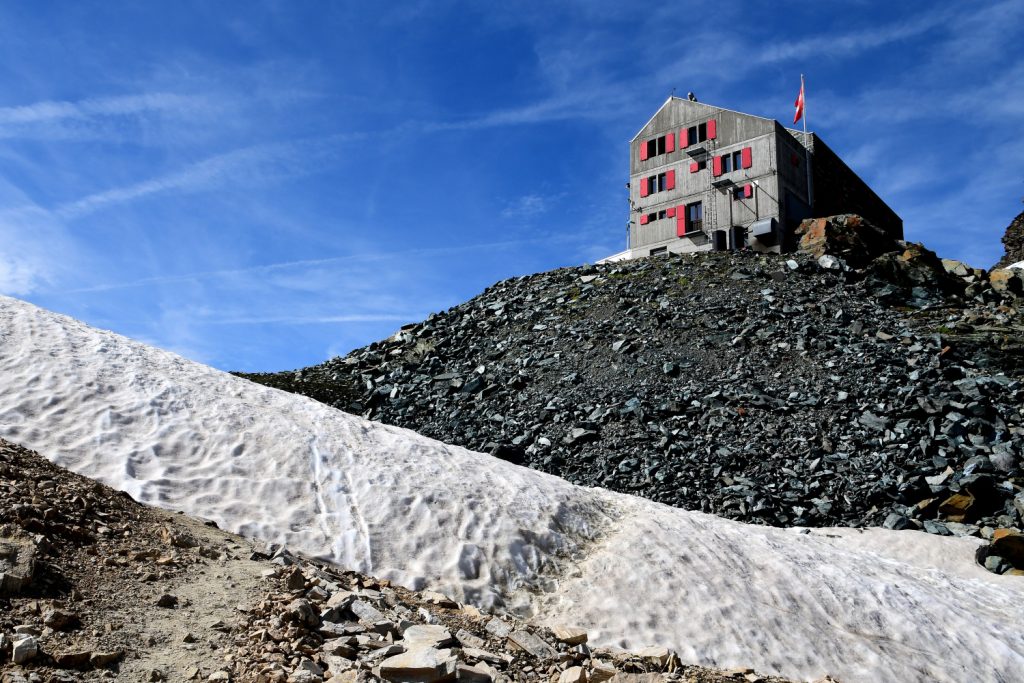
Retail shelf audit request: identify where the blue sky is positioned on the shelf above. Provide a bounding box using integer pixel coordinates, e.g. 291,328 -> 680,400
2,1 -> 1022,371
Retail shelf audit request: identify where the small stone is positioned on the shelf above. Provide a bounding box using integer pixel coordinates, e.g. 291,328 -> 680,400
636,646 -> 674,666
455,629 -> 485,650
507,630 -> 556,659
402,625 -> 454,650
558,666 -> 586,683
43,608 -> 81,631
484,618 -> 511,639
12,636 -> 38,664
54,650 -> 92,668
422,590 -> 458,608
156,594 -> 179,608
207,672 -> 232,682
379,647 -> 457,683
90,650 -> 124,667
550,626 -> 588,645
461,648 -> 512,667
939,492 -> 976,523
286,598 -> 321,627
588,665 -> 617,683
882,513 -> 912,531
350,599 -> 386,624
457,663 -> 494,683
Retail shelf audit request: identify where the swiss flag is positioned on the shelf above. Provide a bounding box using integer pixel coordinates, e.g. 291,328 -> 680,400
793,79 -> 805,124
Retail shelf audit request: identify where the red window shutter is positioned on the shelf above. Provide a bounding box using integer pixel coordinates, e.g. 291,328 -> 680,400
639,177 -> 649,197
712,155 -> 723,177
665,133 -> 675,153
744,183 -> 753,198
667,207 -> 676,217
665,169 -> 676,190
707,119 -> 717,140
640,141 -> 648,161
689,162 -> 699,173
677,204 -> 688,237
741,147 -> 752,169
680,128 -> 689,147
639,214 -> 649,225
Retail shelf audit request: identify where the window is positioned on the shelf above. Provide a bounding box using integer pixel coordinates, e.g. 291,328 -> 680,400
716,147 -> 753,176
649,246 -> 668,256
685,123 -> 708,146
645,171 -> 674,195
688,202 -> 703,232
658,209 -> 667,220
643,134 -> 674,160
732,184 -> 754,201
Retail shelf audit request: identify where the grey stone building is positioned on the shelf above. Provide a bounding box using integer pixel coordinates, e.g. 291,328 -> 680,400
608,97 -> 902,260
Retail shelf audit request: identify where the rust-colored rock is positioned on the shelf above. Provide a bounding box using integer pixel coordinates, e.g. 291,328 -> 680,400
989,268 -> 1023,296
992,529 -> 1024,567
795,214 -> 897,269
938,492 -> 975,523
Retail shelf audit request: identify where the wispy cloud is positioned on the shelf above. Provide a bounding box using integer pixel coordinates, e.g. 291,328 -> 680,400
203,313 -> 423,325
0,92 -> 211,126
55,132 -> 365,219
753,11 -> 949,65
502,193 -> 553,219
63,237 -> 553,294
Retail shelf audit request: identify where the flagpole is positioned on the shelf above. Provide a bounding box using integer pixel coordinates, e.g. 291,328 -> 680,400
801,74 -> 814,208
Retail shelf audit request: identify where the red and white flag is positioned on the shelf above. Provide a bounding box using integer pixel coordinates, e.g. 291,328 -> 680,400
793,77 -> 805,124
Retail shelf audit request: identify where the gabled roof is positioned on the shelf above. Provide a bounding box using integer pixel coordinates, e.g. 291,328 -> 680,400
630,97 -> 811,142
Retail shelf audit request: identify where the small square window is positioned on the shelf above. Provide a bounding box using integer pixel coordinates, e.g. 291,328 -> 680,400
657,136 -> 666,155
658,210 -> 667,220
646,140 -> 657,158
697,123 -> 707,142
732,151 -> 742,170
722,155 -> 732,173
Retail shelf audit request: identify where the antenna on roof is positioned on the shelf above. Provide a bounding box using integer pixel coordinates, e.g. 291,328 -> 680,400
670,87 -> 676,99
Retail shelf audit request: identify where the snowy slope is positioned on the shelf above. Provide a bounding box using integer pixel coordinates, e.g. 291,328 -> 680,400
0,295 -> 1022,683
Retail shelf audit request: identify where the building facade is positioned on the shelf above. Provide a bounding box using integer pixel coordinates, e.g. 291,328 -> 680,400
610,97 -> 903,260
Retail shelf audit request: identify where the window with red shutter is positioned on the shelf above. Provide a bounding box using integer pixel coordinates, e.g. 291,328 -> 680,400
744,183 -> 753,198
667,207 -> 675,217
639,214 -> 649,225
680,128 -> 689,147
639,177 -> 649,197
665,133 -> 675,153
689,162 -> 698,173
741,147 -> 752,169
712,155 -> 723,177
676,205 -> 687,237
707,119 -> 717,140
665,169 -> 675,190
640,142 -> 648,162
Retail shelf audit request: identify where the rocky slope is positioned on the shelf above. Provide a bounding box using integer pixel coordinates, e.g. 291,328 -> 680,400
0,438 -> 805,683
237,217 -> 1024,560
994,209 -> 1024,269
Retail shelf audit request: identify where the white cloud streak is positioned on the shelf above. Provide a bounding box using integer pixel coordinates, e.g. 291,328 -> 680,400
0,92 -> 211,126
